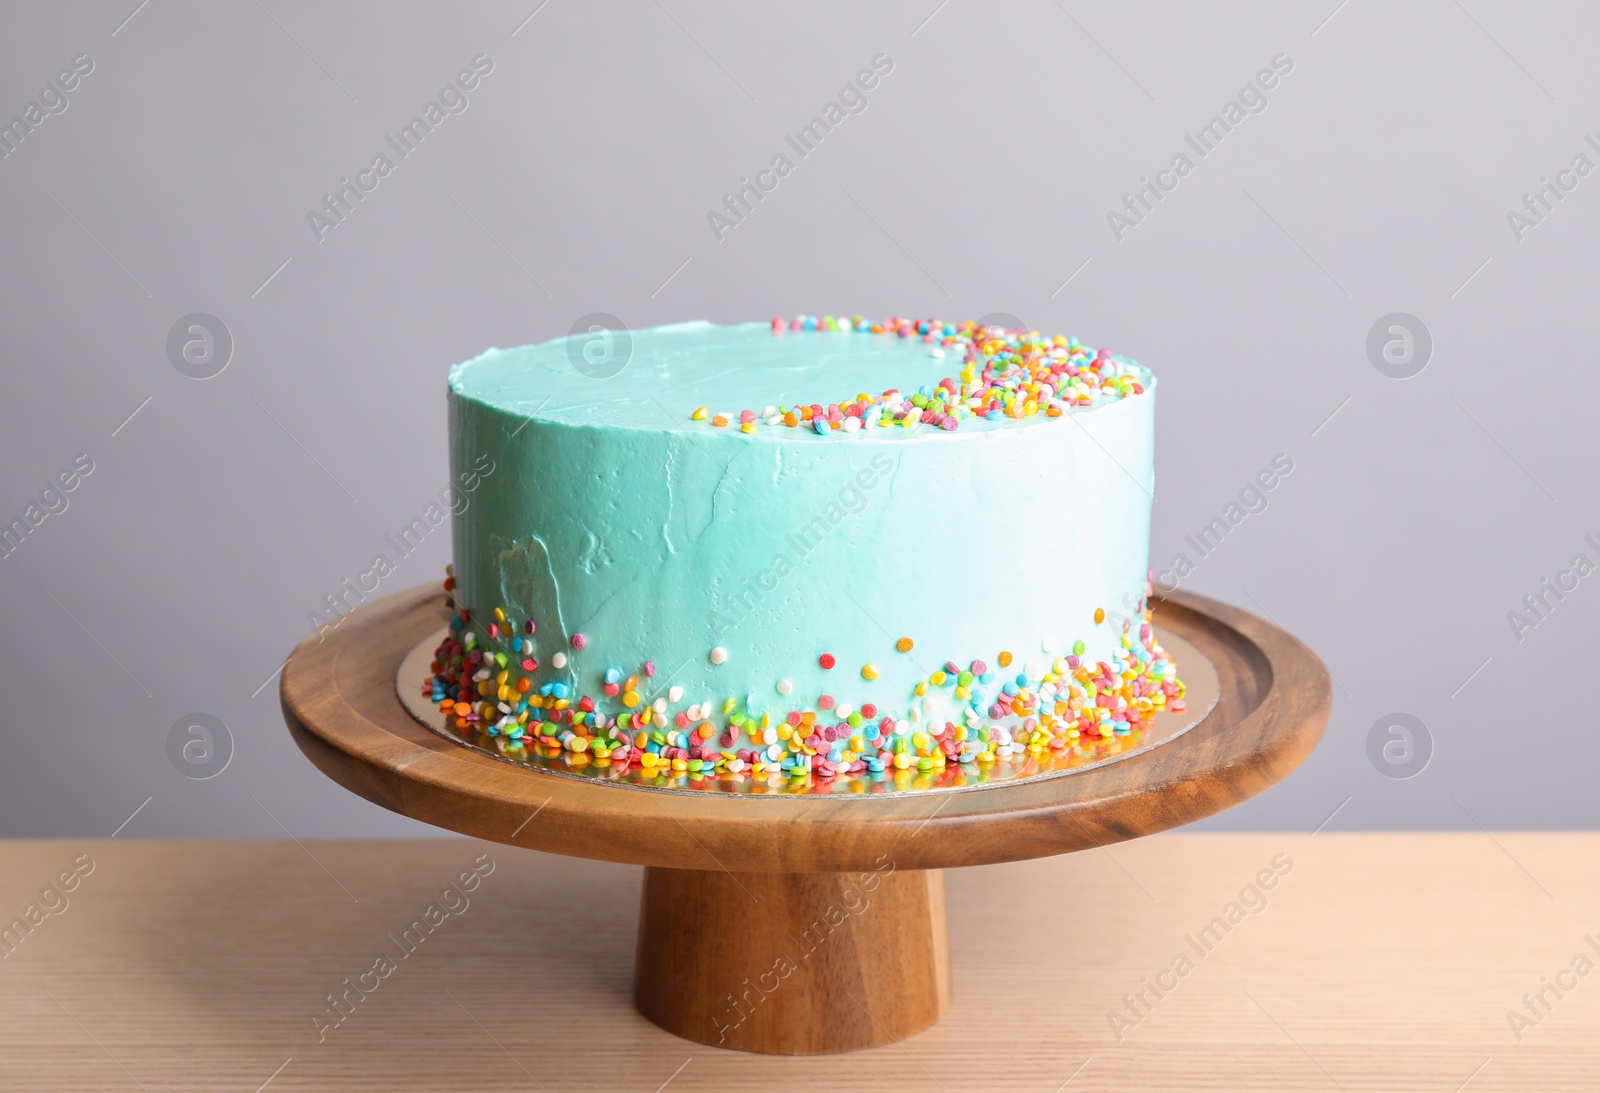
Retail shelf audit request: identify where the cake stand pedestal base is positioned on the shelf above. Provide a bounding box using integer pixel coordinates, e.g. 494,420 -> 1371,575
282,584 -> 1329,1057
635,867 -> 950,1054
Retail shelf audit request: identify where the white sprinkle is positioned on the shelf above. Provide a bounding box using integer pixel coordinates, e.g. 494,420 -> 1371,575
843,416 -> 861,432
835,702 -> 854,718
668,685 -> 683,702
551,651 -> 568,669
652,697 -> 668,715
929,348 -> 944,358
1041,637 -> 1056,653
709,646 -> 728,665
776,679 -> 793,695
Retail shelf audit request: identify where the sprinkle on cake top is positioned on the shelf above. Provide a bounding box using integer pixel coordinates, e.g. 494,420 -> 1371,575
689,314 -> 1149,435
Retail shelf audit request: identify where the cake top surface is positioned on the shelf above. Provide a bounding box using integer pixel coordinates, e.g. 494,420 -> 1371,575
448,315 -> 1155,438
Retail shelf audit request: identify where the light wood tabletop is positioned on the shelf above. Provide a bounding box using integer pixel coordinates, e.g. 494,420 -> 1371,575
0,833 -> 1593,1090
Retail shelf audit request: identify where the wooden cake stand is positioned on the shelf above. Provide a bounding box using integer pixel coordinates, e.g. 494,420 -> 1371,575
281,584 -> 1329,1055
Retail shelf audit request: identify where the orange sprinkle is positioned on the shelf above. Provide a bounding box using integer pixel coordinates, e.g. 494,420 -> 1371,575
1094,607 -> 1105,624
896,637 -> 914,653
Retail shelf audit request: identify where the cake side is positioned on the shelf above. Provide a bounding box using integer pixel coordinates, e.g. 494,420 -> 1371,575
429,316 -> 1183,784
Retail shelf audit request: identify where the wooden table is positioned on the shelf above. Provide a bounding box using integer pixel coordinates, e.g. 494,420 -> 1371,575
1,834 -> 1593,1090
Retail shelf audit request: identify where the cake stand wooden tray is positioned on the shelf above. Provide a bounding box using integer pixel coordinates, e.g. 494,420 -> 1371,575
281,584 -> 1329,1055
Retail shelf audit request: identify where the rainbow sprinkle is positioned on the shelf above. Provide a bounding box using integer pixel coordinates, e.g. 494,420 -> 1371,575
690,315 -> 1148,436
424,569 -> 1184,793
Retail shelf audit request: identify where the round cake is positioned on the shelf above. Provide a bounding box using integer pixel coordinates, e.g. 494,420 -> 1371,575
423,314 -> 1185,789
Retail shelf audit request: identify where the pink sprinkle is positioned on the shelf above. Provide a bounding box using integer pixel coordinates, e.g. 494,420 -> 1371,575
970,659 -> 987,675
570,633 -> 587,650
818,694 -> 836,711
771,316 -> 785,331
739,409 -> 756,423
644,660 -> 656,677
524,620 -> 536,634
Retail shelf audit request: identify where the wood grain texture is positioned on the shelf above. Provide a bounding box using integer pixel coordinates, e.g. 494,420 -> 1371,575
635,866 -> 951,1054
279,584 -> 1331,874
2,835 -> 1596,1091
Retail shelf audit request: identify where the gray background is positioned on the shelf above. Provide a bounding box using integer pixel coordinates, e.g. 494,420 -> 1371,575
2,0 -> 1594,838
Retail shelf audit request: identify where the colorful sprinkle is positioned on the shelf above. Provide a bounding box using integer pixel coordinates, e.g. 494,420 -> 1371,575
1094,607 -> 1105,624
571,633 -> 587,650
896,637 -> 914,653
689,316 -> 1150,437
426,570 -> 1183,792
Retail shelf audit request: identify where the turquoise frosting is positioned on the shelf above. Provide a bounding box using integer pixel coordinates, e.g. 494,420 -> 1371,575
447,320 -> 1157,743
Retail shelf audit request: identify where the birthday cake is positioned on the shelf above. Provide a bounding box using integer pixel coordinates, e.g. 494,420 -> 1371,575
422,315 -> 1184,791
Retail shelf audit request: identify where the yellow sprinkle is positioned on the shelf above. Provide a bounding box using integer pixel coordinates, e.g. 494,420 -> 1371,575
692,406 -> 708,420
861,663 -> 879,680
740,421 -> 756,434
